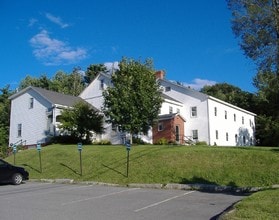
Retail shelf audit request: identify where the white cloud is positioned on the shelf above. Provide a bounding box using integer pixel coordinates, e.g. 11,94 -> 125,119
30,30 -> 87,65
104,61 -> 119,73
28,18 -> 38,27
183,78 -> 216,90
45,13 -> 69,28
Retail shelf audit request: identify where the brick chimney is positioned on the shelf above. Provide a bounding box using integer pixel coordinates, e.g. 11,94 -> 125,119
155,70 -> 165,79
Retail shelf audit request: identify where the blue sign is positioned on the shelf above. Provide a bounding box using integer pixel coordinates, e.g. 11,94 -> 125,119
13,145 -> 17,153
37,143 -> 41,151
77,143 -> 82,151
125,141 -> 131,151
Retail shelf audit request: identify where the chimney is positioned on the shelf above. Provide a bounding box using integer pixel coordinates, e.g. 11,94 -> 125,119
155,70 -> 165,79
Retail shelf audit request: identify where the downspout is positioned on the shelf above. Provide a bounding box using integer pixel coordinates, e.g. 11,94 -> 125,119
206,97 -> 211,146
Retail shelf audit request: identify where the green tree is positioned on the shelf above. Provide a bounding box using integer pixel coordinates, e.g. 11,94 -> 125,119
102,57 -> 163,143
228,0 -> 279,146
0,85 -> 14,157
18,74 -> 52,90
200,83 -> 256,112
59,101 -> 104,143
84,64 -> 108,84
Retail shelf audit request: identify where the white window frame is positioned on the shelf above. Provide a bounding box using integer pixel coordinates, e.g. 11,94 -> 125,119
29,98 -> 34,109
17,123 -> 22,137
158,122 -> 164,131
192,130 -> 198,140
191,106 -> 197,118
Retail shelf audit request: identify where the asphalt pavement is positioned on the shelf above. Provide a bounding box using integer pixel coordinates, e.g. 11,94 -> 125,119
0,182 -> 246,220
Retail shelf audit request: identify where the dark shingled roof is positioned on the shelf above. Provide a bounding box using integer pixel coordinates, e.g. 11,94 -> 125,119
9,86 -> 85,107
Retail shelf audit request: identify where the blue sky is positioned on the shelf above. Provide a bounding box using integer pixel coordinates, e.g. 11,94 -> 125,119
0,0 -> 256,92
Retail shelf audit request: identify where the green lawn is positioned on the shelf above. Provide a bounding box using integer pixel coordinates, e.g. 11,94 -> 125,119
5,144 -> 279,187
220,189 -> 279,220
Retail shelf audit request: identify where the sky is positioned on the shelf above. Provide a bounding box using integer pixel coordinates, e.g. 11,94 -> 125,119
0,0 -> 257,92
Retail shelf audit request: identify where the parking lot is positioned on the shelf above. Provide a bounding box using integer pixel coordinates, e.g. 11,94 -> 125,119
0,182 -> 245,220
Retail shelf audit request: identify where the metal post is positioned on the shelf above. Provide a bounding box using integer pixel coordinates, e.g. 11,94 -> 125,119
39,150 -> 42,173
126,149 -> 130,177
79,150 -> 82,176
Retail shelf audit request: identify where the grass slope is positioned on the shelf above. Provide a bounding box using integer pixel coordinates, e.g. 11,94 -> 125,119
5,144 -> 279,187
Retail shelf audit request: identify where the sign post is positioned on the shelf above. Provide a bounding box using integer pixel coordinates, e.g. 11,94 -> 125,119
37,143 -> 42,173
77,143 -> 83,176
125,141 -> 131,177
12,144 -> 17,165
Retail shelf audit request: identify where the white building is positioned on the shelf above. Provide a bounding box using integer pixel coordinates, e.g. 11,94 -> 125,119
80,71 -> 256,146
8,86 -> 84,146
9,71 -> 256,146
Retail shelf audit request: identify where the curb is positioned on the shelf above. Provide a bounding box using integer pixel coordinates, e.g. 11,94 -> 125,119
29,179 -> 279,193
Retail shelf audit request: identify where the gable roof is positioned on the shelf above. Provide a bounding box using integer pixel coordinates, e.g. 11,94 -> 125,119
9,86 -> 84,107
158,113 -> 186,122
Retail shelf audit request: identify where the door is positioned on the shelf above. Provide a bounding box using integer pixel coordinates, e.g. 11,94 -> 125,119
175,125 -> 180,143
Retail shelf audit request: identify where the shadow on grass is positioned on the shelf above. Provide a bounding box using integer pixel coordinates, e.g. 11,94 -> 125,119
180,176 -> 219,185
60,163 -> 81,176
179,176 -> 239,189
96,147 -> 163,178
101,163 -> 126,177
22,163 -> 41,173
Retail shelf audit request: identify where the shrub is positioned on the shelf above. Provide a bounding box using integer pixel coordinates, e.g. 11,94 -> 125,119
154,138 -> 168,145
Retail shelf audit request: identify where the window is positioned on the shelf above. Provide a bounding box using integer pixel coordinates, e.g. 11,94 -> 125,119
17,124 -> 22,137
100,79 -> 104,90
177,108 -> 180,114
215,130 -> 219,139
169,106 -> 173,114
165,86 -> 171,92
192,130 -> 198,140
242,116 -> 244,125
191,106 -> 197,117
225,110 -> 227,119
29,98 -> 34,109
175,126 -> 180,142
214,107 -> 217,116
226,132 -> 229,141
158,123 -> 164,131
234,114 -> 236,122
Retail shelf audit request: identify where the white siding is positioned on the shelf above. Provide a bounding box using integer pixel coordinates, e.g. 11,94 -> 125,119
159,80 -> 210,143
79,74 -> 110,110
9,90 -> 52,146
207,98 -> 256,146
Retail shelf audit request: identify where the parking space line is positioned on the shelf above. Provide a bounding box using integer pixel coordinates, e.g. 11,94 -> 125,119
134,190 -> 195,212
61,188 -> 139,206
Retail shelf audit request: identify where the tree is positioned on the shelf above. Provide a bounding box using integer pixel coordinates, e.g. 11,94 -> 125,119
102,57 -> 163,143
59,101 -> 104,143
200,83 -> 256,112
0,85 -> 14,157
227,0 -> 279,146
18,74 -> 52,90
228,0 -> 279,73
19,67 -> 86,96
84,64 -> 108,84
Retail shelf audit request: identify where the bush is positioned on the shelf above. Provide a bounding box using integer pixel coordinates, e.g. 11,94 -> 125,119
195,141 -> 208,146
93,140 -> 112,145
154,138 -> 168,145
